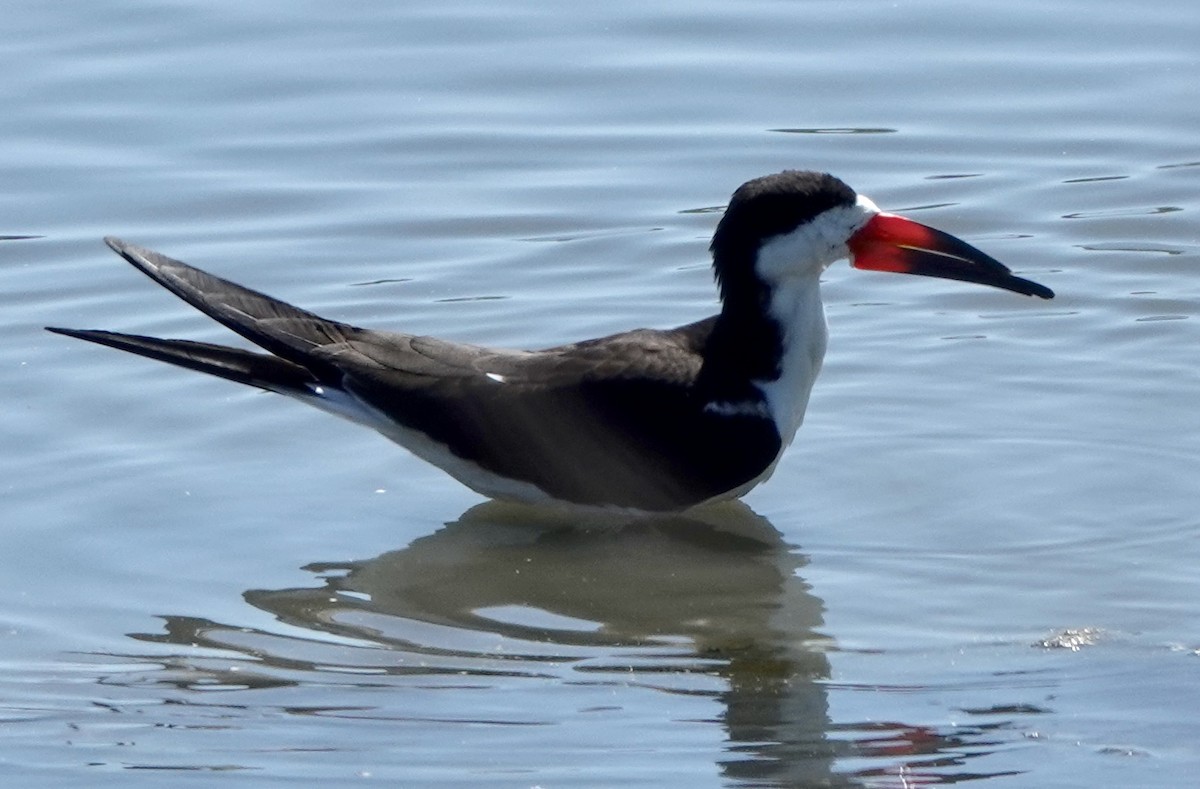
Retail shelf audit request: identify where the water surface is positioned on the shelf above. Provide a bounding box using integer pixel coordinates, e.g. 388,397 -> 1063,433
4,0 -> 1199,785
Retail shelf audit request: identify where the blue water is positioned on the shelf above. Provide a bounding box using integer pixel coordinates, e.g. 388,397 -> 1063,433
4,0 -> 1199,785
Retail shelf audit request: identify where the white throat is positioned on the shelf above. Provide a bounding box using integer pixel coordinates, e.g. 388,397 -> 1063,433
750,194 -> 879,446
753,274 -> 827,447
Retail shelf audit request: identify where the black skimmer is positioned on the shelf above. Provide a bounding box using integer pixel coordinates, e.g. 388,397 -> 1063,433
48,171 -> 1053,512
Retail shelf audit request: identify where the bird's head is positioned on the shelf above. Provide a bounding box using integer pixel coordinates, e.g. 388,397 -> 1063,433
710,170 -> 1054,302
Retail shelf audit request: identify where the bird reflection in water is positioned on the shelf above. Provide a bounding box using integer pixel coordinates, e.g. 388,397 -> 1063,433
123,502 -> 1022,785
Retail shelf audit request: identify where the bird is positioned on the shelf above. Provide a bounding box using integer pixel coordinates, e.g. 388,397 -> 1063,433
48,170 -> 1053,513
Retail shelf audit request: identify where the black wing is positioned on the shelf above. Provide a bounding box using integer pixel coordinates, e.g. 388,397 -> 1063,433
49,240 -> 779,510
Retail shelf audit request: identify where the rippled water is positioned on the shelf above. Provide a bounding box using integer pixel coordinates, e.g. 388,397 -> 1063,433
4,0 -> 1199,785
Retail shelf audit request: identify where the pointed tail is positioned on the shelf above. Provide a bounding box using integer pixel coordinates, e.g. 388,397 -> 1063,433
98,236 -> 358,381
45,326 -> 316,394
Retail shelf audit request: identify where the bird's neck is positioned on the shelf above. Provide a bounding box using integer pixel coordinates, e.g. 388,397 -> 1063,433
699,273 -> 827,446
755,273 -> 827,446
